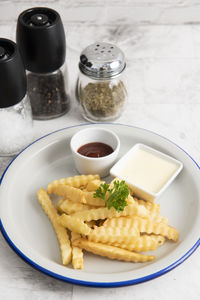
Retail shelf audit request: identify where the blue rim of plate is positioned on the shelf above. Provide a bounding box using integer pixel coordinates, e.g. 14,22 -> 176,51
0,122 -> 200,287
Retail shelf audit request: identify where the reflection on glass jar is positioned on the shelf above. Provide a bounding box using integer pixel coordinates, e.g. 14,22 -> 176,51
76,42 -> 127,122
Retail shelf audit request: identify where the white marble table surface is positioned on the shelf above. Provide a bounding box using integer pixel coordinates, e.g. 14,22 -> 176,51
0,1 -> 200,299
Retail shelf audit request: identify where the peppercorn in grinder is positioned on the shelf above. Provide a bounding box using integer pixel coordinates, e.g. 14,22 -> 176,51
16,7 -> 70,120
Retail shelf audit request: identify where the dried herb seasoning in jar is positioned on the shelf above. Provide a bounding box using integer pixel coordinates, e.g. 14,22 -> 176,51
17,7 -> 70,120
78,81 -> 126,118
76,42 -> 127,122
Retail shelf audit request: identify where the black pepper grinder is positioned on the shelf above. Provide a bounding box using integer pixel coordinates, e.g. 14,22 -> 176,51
16,7 -> 70,120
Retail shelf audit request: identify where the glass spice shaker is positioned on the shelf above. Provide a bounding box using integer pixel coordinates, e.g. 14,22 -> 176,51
76,42 -> 127,122
16,7 -> 70,120
0,38 -> 33,157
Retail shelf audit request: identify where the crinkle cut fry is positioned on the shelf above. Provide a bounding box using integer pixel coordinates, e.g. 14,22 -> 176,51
56,198 -> 65,213
88,226 -> 139,244
134,198 -> 168,223
57,198 -> 96,214
135,198 -> 160,215
58,214 -> 91,235
71,232 -> 84,269
103,235 -> 165,252
72,202 -> 148,222
86,179 -> 104,192
104,216 -> 179,242
51,184 -> 105,207
47,174 -> 100,194
72,238 -> 155,262
37,188 -> 72,265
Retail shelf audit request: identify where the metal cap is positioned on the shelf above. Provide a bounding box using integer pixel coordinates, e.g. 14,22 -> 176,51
79,42 -> 126,79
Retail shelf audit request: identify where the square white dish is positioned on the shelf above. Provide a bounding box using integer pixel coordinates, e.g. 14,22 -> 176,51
0,123 -> 199,287
110,143 -> 183,201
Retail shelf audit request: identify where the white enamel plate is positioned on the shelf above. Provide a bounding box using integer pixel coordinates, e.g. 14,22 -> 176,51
0,124 -> 200,287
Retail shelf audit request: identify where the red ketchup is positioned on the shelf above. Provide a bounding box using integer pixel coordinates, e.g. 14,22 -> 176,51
77,142 -> 113,158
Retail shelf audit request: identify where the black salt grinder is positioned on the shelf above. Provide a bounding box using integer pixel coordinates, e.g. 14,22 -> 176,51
16,7 -> 70,120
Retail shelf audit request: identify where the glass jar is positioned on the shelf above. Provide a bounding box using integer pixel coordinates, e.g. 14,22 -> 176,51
76,42 -> 127,122
0,95 -> 33,156
16,7 -> 70,120
26,65 -> 69,120
0,38 -> 33,157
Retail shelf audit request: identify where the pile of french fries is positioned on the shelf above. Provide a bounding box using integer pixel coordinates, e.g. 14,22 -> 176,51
37,174 -> 179,269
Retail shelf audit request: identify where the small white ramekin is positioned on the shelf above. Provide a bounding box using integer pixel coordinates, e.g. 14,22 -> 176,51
110,143 -> 183,201
70,127 -> 120,177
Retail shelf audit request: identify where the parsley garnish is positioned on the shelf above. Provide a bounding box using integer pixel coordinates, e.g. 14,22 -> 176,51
93,180 -> 129,212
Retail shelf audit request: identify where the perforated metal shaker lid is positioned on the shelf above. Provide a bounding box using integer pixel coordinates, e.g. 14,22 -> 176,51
79,42 -> 126,79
